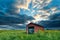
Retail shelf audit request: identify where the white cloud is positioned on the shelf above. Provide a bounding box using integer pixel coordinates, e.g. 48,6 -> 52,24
32,0 -> 52,9
48,7 -> 60,14
31,9 -> 51,23
16,24 -> 23,26
16,0 -> 31,10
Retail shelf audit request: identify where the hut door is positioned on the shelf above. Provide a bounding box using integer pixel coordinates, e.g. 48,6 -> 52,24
28,27 -> 34,34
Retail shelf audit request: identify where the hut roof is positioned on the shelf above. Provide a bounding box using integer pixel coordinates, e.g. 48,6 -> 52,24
28,23 -> 43,27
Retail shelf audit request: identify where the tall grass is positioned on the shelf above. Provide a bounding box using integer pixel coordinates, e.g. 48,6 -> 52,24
0,30 -> 60,40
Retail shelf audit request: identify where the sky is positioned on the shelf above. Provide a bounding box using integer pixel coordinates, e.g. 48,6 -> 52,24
0,0 -> 60,29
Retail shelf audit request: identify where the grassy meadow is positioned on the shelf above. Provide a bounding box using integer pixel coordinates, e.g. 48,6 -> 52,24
0,30 -> 60,40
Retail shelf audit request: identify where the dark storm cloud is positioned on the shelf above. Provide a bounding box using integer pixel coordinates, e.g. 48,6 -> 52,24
49,12 -> 60,20
39,20 -> 60,28
0,13 -> 34,29
0,24 -> 26,30
0,14 -> 34,24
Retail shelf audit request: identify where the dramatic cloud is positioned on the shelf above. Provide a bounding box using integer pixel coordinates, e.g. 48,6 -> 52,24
15,0 -> 31,10
37,12 -> 60,29
0,0 -> 60,30
32,0 -> 52,10
49,12 -> 60,20
0,14 -> 34,24
38,20 -> 60,29
0,24 -> 26,30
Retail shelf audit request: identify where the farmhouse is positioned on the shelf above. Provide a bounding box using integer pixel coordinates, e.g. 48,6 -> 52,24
26,23 -> 44,34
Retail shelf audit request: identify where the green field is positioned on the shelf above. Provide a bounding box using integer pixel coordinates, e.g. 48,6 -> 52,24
0,30 -> 60,40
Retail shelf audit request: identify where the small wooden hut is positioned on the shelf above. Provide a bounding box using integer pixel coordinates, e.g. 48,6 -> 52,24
26,23 -> 44,34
